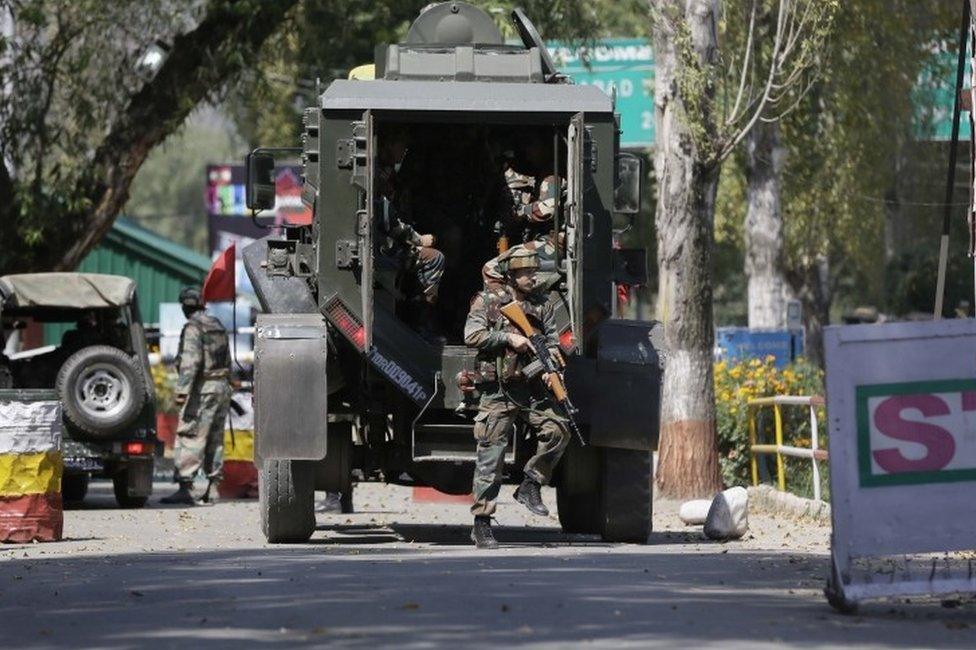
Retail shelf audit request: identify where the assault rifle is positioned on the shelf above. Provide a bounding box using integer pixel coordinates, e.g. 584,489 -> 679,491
500,301 -> 586,447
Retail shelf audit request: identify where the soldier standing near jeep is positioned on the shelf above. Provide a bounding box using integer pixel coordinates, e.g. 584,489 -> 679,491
160,288 -> 232,506
463,250 -> 570,548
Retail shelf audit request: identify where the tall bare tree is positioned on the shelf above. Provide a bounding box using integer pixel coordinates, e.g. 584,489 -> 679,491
650,0 -> 835,498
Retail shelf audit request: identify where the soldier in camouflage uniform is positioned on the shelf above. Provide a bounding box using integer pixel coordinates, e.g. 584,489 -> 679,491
464,249 -> 570,549
376,133 -> 446,337
160,287 -> 233,505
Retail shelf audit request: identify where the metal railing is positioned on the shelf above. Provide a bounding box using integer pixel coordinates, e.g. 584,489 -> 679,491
748,395 -> 828,501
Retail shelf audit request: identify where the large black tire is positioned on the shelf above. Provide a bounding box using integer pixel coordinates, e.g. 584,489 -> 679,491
556,442 -> 603,535
62,473 -> 90,503
314,422 -> 354,512
600,448 -> 654,543
113,472 -> 149,509
56,345 -> 145,437
260,459 -> 315,543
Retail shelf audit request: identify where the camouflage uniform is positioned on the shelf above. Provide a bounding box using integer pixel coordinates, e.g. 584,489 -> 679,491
506,168 -> 560,227
463,284 -> 570,517
173,310 -> 232,482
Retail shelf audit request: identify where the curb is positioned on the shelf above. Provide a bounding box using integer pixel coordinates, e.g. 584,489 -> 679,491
747,484 -> 831,525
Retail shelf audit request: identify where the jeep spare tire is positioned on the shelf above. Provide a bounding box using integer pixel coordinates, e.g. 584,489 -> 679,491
56,345 -> 145,437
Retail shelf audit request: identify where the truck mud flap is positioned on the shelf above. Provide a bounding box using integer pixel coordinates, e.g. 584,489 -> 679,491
254,314 -> 329,462
565,319 -> 663,451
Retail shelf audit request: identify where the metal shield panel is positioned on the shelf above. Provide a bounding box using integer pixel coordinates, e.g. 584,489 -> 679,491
254,314 -> 329,461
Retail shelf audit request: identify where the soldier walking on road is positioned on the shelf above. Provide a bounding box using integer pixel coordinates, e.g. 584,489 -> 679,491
160,288 -> 233,506
463,249 -> 570,548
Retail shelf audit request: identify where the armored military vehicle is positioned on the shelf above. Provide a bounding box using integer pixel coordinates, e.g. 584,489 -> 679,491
244,3 -> 662,543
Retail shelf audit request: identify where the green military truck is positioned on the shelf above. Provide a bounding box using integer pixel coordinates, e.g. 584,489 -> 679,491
244,3 -> 662,543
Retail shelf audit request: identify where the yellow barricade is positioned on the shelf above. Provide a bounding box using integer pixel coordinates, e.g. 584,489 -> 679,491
0,452 -> 63,496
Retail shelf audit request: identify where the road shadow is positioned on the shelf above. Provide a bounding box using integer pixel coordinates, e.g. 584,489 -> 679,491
2,545 -> 973,648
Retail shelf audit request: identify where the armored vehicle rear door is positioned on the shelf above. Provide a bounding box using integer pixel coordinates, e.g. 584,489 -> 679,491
565,113 -> 585,342
353,111 -> 375,348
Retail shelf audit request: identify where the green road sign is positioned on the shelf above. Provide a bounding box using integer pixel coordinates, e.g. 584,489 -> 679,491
548,39 -> 654,149
914,49 -> 972,141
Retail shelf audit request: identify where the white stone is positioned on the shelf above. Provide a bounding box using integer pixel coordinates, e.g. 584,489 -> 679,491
704,486 -> 749,540
678,499 -> 712,525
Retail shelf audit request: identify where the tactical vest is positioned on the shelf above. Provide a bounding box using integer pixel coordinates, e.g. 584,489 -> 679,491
179,312 -> 231,381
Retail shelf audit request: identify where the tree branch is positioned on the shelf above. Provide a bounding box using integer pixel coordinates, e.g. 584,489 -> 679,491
54,0 -> 298,271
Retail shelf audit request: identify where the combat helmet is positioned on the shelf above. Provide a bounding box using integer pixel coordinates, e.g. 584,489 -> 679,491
504,248 -> 540,274
178,286 -> 203,311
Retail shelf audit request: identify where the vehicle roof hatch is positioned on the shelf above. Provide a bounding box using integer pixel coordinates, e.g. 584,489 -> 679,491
511,8 -> 560,82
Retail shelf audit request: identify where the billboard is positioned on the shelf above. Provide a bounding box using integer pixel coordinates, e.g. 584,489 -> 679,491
206,164 -> 313,294
549,38 -> 654,149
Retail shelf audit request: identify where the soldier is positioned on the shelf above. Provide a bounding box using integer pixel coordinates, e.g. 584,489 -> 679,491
463,249 -> 570,549
160,287 -> 233,505
376,131 -> 445,337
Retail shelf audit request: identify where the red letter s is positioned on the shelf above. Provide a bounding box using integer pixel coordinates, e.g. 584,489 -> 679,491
872,395 -> 955,474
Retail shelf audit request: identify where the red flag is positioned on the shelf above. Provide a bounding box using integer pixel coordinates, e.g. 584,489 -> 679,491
202,244 -> 236,303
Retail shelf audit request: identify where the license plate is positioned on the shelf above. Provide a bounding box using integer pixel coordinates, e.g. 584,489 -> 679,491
63,457 -> 103,473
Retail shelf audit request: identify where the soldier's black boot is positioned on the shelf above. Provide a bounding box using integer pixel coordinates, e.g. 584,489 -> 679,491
160,481 -> 195,505
471,516 -> 498,549
514,478 -> 549,516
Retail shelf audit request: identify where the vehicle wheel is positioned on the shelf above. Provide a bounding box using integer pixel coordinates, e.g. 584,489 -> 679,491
314,422 -> 353,510
62,473 -> 90,503
600,448 -> 653,543
340,487 -> 354,514
56,345 -> 146,437
556,441 -> 602,535
113,480 -> 149,508
260,459 -> 315,543
112,471 -> 148,508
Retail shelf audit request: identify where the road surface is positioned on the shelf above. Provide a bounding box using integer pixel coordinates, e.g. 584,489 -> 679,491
0,480 -> 973,648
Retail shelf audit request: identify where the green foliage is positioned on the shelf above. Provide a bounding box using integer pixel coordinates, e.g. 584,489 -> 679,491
777,0 -> 957,315
0,1 -> 191,266
714,356 -> 824,488
228,0 -> 640,146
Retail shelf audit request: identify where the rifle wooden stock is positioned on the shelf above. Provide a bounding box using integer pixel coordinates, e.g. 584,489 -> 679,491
500,302 -> 534,336
549,372 -> 568,402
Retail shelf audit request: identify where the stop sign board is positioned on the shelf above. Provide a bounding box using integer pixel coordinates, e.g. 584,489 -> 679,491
548,38 -> 654,149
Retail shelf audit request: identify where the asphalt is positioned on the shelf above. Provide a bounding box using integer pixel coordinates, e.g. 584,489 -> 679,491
0,480 -> 973,649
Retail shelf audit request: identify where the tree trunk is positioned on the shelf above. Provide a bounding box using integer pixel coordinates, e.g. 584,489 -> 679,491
652,0 -> 723,499
744,120 -> 792,329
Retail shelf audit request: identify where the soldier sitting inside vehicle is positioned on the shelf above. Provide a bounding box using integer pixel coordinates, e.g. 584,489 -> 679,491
376,130 -> 445,341
483,133 -> 566,292
463,249 -> 570,549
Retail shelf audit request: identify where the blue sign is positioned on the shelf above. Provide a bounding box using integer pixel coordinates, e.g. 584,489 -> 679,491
715,327 -> 804,369
548,39 -> 654,149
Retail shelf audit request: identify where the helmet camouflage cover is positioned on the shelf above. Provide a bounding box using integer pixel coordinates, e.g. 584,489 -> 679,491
179,286 -> 203,309
505,248 -> 539,273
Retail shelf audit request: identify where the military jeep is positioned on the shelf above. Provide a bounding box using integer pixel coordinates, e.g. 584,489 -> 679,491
0,273 -> 156,507
244,3 -> 663,543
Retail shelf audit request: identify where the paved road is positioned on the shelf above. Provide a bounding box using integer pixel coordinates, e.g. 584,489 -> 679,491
1,480 -> 973,649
